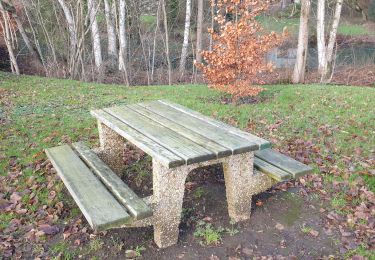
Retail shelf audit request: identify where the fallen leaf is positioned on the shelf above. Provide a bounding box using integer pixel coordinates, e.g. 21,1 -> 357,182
309,230 -> 319,237
10,192 -> 22,204
275,223 -> 284,231
125,250 -> 138,259
38,224 -> 59,235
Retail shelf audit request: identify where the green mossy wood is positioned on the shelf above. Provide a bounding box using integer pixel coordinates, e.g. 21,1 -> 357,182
254,157 -> 292,181
157,100 -> 271,149
255,148 -> 313,178
91,100 -> 269,168
72,142 -> 152,220
45,143 -> 152,231
45,145 -> 132,231
91,109 -> 185,168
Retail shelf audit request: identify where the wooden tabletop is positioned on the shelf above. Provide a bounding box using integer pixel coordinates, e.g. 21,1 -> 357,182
91,100 -> 271,168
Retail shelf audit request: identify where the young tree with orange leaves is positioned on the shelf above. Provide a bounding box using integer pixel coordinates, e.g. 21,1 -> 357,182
196,0 -> 283,98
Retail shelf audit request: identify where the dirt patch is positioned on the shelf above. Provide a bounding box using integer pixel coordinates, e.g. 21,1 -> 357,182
54,164 -> 340,259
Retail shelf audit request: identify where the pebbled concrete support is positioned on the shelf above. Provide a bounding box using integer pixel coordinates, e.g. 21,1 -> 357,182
223,152 -> 255,221
149,152 -> 276,248
152,160 -> 191,248
97,121 -> 126,174
103,147 -> 275,248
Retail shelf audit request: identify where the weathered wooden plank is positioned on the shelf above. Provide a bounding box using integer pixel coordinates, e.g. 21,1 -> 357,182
138,101 -> 258,154
45,145 -> 131,231
254,157 -> 291,181
91,110 -> 185,168
105,106 -> 217,165
255,149 -> 313,178
72,142 -> 152,220
127,104 -> 232,158
159,100 -> 271,150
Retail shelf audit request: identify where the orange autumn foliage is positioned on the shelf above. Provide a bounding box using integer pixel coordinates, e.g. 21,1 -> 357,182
196,0 -> 284,98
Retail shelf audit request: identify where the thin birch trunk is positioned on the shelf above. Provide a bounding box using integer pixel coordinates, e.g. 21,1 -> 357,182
7,0 -> 42,64
151,0 -> 161,82
292,0 -> 310,83
209,0 -> 214,51
161,0 -> 171,85
22,2 -> 46,68
179,0 -> 191,79
196,0 -> 203,64
57,0 -> 78,76
118,0 -> 130,85
104,0 -> 117,63
88,0 -> 102,69
316,0 -> 326,73
0,1 -> 19,74
322,0 -> 343,82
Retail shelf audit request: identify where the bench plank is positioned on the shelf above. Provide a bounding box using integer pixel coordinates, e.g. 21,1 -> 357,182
91,110 -> 185,168
72,142 -> 152,220
45,145 -> 131,231
254,157 -> 291,181
159,100 -> 271,150
255,149 -> 313,178
105,106 -> 217,165
127,104 -> 232,158
138,101 -> 258,154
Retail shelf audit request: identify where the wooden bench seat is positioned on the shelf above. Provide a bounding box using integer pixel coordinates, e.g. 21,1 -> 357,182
45,142 -> 152,231
254,148 -> 313,181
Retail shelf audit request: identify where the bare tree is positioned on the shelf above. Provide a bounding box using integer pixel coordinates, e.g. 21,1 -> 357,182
151,0 -> 161,83
104,0 -> 117,64
118,0 -> 130,85
56,0 -> 79,77
317,0 -> 343,83
316,0 -> 326,73
179,0 -> 191,79
161,0 -> 171,85
292,0 -> 310,83
195,0 -> 203,64
0,0 -> 19,74
87,0 -> 103,69
3,0 -> 42,65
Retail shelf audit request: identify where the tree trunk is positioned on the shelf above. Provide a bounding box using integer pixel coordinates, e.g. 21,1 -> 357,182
161,0 -> 171,85
195,0 -> 203,64
292,0 -> 310,83
0,1 -> 19,74
322,0 -> 343,82
209,1 -> 214,51
281,0 -> 288,10
6,0 -> 42,64
316,0 -> 326,73
179,0 -> 191,79
151,0 -> 161,83
118,0 -> 130,85
88,0 -> 102,69
57,0 -> 78,76
104,0 -> 117,64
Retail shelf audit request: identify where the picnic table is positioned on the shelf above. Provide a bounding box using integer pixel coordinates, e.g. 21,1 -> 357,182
90,100 -> 273,247
46,100 -> 312,248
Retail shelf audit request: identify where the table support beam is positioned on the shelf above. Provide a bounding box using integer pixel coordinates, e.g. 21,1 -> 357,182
97,121 -> 127,174
149,152 -> 275,248
223,152 -> 254,221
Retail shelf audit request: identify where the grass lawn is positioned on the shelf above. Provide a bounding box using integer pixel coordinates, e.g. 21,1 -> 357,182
0,72 -> 374,258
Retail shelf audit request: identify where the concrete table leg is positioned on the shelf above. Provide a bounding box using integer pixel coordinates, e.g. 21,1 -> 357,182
223,152 -> 254,222
152,159 -> 190,248
97,121 -> 126,174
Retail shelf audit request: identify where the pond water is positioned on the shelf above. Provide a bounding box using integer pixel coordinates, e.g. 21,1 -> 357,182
268,43 -> 375,69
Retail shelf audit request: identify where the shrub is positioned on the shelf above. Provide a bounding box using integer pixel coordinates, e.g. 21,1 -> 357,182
196,0 -> 284,98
